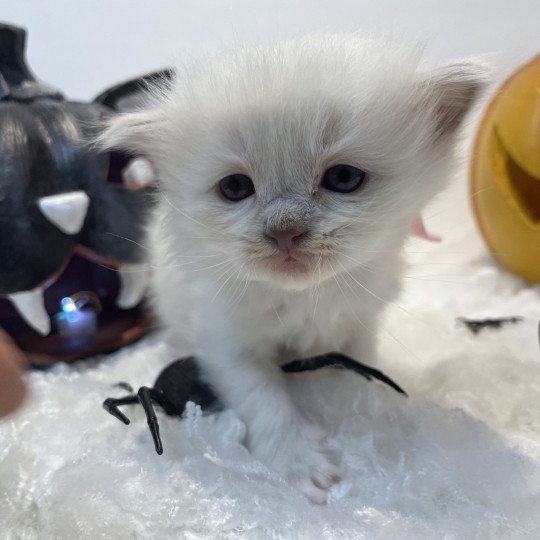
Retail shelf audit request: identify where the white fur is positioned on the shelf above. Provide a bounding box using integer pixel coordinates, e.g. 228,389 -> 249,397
99,34 -> 485,502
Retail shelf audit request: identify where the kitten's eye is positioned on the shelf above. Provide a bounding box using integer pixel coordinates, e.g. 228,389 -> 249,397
219,174 -> 255,201
321,165 -> 366,194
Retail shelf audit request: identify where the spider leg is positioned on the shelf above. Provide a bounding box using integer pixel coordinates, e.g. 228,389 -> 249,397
325,353 -> 407,396
103,394 -> 139,425
114,382 -> 135,393
137,386 -> 168,455
281,352 -> 407,396
281,354 -> 370,381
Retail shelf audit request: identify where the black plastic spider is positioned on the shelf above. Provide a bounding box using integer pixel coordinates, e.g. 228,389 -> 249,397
103,353 -> 406,455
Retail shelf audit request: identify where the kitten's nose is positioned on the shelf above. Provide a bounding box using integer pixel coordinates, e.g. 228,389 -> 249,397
266,228 -> 308,250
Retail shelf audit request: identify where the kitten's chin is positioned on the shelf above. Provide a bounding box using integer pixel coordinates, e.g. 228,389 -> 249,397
263,272 -> 317,291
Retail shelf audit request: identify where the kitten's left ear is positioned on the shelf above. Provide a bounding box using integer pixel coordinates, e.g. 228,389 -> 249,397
420,61 -> 489,140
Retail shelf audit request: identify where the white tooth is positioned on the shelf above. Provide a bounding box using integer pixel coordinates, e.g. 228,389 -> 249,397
37,190 -> 90,235
8,288 -> 51,335
121,158 -> 155,188
116,263 -> 150,309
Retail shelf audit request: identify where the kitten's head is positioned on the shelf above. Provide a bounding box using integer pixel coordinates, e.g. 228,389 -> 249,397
99,35 -> 486,290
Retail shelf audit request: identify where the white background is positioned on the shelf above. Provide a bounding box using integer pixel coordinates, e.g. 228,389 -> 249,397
1,0 -> 539,100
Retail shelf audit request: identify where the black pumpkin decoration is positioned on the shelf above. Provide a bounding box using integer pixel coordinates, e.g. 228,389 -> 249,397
0,23 -> 171,363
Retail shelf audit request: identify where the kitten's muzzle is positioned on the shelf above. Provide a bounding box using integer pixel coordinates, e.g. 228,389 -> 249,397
265,228 -> 308,251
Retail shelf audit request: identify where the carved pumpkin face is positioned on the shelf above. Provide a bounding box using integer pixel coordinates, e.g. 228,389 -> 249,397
471,55 -> 540,283
0,23 -> 170,361
0,98 -> 153,335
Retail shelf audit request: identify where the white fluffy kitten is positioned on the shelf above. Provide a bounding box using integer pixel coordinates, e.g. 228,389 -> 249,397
100,35 -> 485,503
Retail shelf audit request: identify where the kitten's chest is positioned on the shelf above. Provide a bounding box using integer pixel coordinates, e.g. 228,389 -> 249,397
263,286 -> 356,359
193,258 -> 399,360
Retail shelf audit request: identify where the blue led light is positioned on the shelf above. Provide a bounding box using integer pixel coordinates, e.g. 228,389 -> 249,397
60,297 -> 77,313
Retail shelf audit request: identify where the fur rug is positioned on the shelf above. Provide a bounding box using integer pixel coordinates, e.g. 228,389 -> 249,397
1,178 -> 539,539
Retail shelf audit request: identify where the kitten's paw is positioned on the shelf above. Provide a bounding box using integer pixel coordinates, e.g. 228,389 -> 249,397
288,443 -> 341,504
253,424 -> 341,504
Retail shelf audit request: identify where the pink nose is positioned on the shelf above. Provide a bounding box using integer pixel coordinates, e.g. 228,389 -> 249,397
266,228 -> 308,250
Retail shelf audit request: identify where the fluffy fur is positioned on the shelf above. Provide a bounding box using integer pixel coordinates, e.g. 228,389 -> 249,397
99,34 -> 485,503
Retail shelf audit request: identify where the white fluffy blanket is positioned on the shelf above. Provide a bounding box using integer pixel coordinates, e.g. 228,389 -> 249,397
1,178 -> 539,539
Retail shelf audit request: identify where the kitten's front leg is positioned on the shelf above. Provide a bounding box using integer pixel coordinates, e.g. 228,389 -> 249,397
199,353 -> 340,503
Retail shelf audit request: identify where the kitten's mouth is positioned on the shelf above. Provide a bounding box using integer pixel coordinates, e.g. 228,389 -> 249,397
280,254 -> 309,274
252,249 -> 335,289
268,252 -> 312,276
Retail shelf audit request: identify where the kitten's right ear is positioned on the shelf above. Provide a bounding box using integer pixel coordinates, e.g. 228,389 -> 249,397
94,69 -> 173,155
96,110 -> 157,156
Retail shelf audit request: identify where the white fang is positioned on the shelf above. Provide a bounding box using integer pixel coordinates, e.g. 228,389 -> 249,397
8,288 -> 51,335
116,263 -> 150,309
37,191 -> 90,235
122,158 -> 155,188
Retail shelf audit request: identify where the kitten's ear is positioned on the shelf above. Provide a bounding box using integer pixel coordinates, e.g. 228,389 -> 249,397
420,61 -> 489,140
96,110 -> 157,155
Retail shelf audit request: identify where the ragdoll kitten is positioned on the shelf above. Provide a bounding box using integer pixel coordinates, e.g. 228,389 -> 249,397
100,35 -> 485,503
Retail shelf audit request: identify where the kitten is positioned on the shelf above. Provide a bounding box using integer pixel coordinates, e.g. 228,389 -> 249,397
99,35 -> 485,503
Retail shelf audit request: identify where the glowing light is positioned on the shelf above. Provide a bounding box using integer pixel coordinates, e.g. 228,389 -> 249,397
61,297 -> 77,313
55,293 -> 99,337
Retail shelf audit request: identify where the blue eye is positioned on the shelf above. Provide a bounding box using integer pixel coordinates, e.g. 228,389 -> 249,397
219,174 -> 255,201
321,165 -> 366,193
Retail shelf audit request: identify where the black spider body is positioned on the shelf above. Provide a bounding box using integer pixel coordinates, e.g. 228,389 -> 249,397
152,356 -> 220,415
104,353 -> 406,455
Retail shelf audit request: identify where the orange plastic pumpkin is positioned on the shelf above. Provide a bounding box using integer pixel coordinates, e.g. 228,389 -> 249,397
470,55 -> 540,283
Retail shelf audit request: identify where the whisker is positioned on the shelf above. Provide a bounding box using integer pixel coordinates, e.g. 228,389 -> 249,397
336,260 -> 428,327
231,268 -> 251,309
105,232 -> 151,252
311,253 -> 323,324
192,258 -> 238,274
273,305 -> 285,326
209,259 -> 236,282
211,265 -> 239,303
335,269 -> 424,363
152,256 -> 232,273
328,261 -> 378,340
339,251 -> 467,276
228,262 -> 247,306
338,253 -> 472,288
160,192 -> 226,236
340,246 -> 472,267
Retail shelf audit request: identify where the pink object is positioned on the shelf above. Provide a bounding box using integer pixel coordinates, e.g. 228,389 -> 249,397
410,214 -> 442,242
